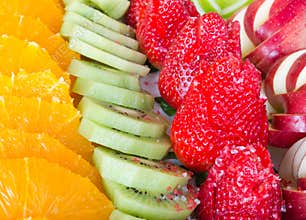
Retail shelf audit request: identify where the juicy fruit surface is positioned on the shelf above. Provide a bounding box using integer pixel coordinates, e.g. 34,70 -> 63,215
0,0 -> 64,33
159,13 -> 241,108
0,158 -> 113,219
0,128 -> 101,188
171,57 -> 268,171
0,71 -> 72,103
198,144 -> 281,219
0,35 -> 70,83
125,0 -> 148,29
0,95 -> 93,161
0,15 -> 79,70
136,0 -> 199,68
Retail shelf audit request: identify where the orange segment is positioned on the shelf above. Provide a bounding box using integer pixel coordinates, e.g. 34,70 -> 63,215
0,35 -> 70,83
0,71 -> 72,103
0,15 -> 79,70
0,0 -> 63,32
0,128 -> 101,189
0,95 -> 94,161
0,158 -> 113,219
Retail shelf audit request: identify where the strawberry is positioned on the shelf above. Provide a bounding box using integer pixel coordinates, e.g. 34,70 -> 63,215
159,13 -> 241,109
125,0 -> 148,29
171,57 -> 268,171
198,144 -> 282,219
136,0 -> 198,69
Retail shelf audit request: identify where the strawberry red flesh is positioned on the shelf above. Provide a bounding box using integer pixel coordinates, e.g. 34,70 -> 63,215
171,57 -> 268,171
198,144 -> 282,219
136,0 -> 198,69
159,13 -> 241,109
125,0 -> 148,29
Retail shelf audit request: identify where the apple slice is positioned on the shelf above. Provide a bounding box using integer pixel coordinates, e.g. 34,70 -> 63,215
246,10 -> 306,74
231,7 -> 255,57
297,156 -> 306,179
279,138 -> 304,184
279,85 -> 306,114
244,0 -> 274,44
297,178 -> 306,190
269,127 -> 306,149
282,186 -> 306,220
271,114 -> 306,132
269,0 -> 293,17
264,49 -> 306,110
255,0 -> 305,42
293,140 -> 306,179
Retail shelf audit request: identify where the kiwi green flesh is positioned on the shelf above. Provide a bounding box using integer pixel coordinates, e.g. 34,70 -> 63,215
110,210 -> 145,220
81,119 -> 170,160
70,25 -> 146,64
78,97 -> 168,138
65,1 -> 135,37
90,0 -> 130,19
68,38 -> 150,76
93,147 -> 191,194
102,178 -> 197,220
62,12 -> 138,49
68,59 -> 140,91
72,78 -> 154,111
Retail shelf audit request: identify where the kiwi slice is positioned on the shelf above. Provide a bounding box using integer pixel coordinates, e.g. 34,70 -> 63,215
62,12 -> 138,49
80,119 -> 171,159
90,0 -> 130,19
70,25 -> 146,64
78,97 -> 168,138
65,1 -> 135,37
68,59 -> 140,91
69,38 -> 150,76
93,147 -> 192,194
102,178 -> 198,220
110,210 -> 145,220
73,78 -> 154,111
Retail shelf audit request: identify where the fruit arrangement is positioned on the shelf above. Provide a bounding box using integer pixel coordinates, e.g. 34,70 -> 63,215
0,0 -> 305,219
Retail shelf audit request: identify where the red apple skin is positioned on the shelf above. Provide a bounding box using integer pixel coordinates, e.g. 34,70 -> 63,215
244,0 -> 267,44
268,128 -> 306,148
255,0 -> 306,43
270,0 -> 293,17
246,10 -> 306,75
271,114 -> 306,132
264,50 -> 306,110
298,178 -> 306,190
279,85 -> 306,114
282,187 -> 306,220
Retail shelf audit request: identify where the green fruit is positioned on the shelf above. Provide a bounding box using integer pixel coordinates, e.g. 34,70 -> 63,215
110,210 -> 145,220
90,0 -> 130,19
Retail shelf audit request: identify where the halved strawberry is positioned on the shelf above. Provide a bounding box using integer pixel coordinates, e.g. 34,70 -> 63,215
171,57 -> 267,171
136,0 -> 198,69
159,13 -> 241,109
198,144 -> 282,219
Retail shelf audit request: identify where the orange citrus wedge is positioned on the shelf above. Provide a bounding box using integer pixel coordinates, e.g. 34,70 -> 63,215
0,158 -> 113,220
0,95 -> 94,161
0,15 -> 79,70
0,35 -> 70,83
0,0 -> 64,32
0,128 -> 101,189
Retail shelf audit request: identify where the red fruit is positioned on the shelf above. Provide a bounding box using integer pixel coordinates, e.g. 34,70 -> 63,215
136,0 -> 198,69
198,144 -> 282,220
125,0 -> 148,29
159,13 -> 241,108
171,57 -> 267,171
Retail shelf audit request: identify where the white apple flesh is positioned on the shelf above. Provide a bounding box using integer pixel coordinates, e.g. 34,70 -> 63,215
298,157 -> 306,180
293,140 -> 306,179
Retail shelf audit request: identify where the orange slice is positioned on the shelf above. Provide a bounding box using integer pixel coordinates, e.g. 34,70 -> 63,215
0,158 -> 113,219
0,95 -> 94,161
0,35 -> 70,83
0,128 -> 101,189
0,0 -> 64,32
0,15 -> 79,70
0,71 -> 72,103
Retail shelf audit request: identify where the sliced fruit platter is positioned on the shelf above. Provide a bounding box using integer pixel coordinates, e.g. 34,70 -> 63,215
0,0 -> 304,219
